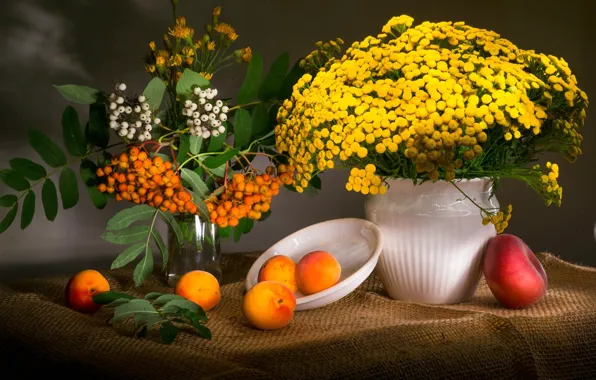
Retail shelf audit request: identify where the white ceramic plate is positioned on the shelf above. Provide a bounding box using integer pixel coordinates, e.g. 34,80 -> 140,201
245,218 -> 384,311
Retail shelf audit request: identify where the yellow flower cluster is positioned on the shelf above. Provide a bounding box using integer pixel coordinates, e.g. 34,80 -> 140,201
275,14 -> 588,198
345,164 -> 388,195
482,204 -> 512,234
169,17 -> 194,40
539,162 -> 563,206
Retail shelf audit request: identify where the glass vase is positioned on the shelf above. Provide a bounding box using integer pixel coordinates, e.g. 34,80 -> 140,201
166,214 -> 222,288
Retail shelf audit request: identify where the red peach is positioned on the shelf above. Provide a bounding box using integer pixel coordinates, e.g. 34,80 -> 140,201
296,251 -> 341,295
483,234 -> 547,309
65,269 -> 110,314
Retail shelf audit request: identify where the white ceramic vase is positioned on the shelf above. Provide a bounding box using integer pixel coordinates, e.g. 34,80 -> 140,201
364,178 -> 498,304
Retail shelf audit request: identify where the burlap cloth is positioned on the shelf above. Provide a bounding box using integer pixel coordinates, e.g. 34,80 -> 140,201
0,252 -> 595,380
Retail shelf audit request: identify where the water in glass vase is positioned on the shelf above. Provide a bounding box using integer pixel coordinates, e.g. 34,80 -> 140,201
166,214 -> 221,287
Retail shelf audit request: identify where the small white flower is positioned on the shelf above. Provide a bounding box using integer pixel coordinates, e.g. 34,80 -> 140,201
206,93 -> 214,100
116,96 -> 124,105
141,103 -> 150,111
190,127 -> 196,135
138,95 -> 146,103
153,118 -> 161,125
198,98 -> 206,105
200,114 -> 209,122
221,105 -> 229,113
190,103 -> 198,111
127,132 -> 135,139
117,106 -> 125,113
134,105 -> 141,113
109,93 -> 117,101
138,134 -> 146,142
211,130 -> 220,137
129,127 -> 136,135
211,89 -> 218,97
184,100 -> 193,108
209,113 -> 216,121
144,123 -> 152,130
118,83 -> 127,91
112,110 -> 120,117
144,131 -> 152,140
109,102 -> 117,110
186,119 -> 194,127
193,118 -> 201,126
192,111 -> 200,119
201,126 -> 208,132
215,100 -> 223,107
140,114 -> 147,121
212,106 -> 220,114
219,113 -> 228,121
199,91 -> 207,98
136,121 -> 143,127
109,121 -> 118,129
204,103 -> 213,112
210,119 -> 218,127
202,130 -> 211,139
119,128 -> 128,137
193,87 -> 202,95
218,125 -> 226,134
109,115 -> 118,121
121,121 -> 129,129
144,110 -> 152,117
125,106 -> 132,114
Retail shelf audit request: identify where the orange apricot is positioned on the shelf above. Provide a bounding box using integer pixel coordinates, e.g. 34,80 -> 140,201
65,269 -> 110,314
242,281 -> 296,330
175,270 -> 221,311
258,255 -> 298,294
295,251 -> 341,295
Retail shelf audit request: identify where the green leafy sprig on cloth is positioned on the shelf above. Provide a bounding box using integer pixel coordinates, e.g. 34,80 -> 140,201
93,291 -> 211,344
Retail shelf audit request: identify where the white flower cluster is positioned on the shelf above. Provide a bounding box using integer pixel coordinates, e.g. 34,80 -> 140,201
107,82 -> 160,142
182,87 -> 229,139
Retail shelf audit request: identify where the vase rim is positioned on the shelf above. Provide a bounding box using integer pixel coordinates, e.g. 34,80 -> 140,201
384,177 -> 493,183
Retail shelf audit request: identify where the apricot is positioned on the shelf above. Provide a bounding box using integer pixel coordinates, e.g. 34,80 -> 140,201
175,270 -> 221,311
243,281 -> 296,330
258,255 -> 298,293
65,269 -> 110,314
296,251 -> 341,295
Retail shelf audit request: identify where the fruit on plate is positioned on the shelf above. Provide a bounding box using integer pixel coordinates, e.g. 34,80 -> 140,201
243,281 -> 296,330
483,234 -> 548,309
258,254 -> 298,293
65,269 -> 110,314
295,251 -> 341,295
175,270 -> 221,311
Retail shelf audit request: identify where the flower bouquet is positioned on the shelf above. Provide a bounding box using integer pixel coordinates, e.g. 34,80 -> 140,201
275,15 -> 588,303
0,3 -> 311,288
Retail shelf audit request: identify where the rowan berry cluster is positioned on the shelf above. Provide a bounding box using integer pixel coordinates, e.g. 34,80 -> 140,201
96,146 -> 199,214
205,165 -> 294,228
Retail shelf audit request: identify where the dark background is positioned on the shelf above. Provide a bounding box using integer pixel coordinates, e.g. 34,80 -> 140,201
0,0 -> 594,279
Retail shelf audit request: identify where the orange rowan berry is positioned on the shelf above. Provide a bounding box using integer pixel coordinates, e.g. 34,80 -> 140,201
133,161 -> 144,171
223,201 -> 233,211
138,151 -> 148,161
206,203 -> 215,212
147,180 -> 156,187
121,192 -> 132,201
234,191 -> 244,200
129,147 -> 140,156
118,161 -> 128,170
217,205 -> 227,217
138,188 -> 147,196
127,173 -> 136,182
107,187 -> 115,194
261,203 -> 271,212
164,188 -> 174,198
253,194 -> 261,203
165,169 -> 175,178
160,206 -> 168,212
230,207 -> 241,218
127,185 -> 135,193
164,161 -> 172,170
271,182 -> 280,191
118,183 -> 128,192
119,153 -> 128,162
255,176 -> 264,186
233,173 -> 244,184
216,216 -> 228,228
163,200 -> 172,209
244,182 -> 255,194
244,195 -> 254,206
253,203 -> 262,212
144,159 -> 153,169
96,168 -> 105,177
263,174 -> 271,182
153,156 -> 164,166
132,193 -> 140,201
152,174 -> 162,184
107,177 -> 116,186
115,194 -> 123,201
98,184 -> 107,192
169,203 -> 177,213
169,176 -> 180,185
184,201 -> 195,211
179,191 -> 191,202
142,182 -> 151,189
154,195 -> 164,206
104,166 -> 113,175
266,166 -> 275,175
236,182 -> 245,192
147,191 -> 155,201
210,211 -> 218,221
158,165 -> 167,174
228,217 -> 239,227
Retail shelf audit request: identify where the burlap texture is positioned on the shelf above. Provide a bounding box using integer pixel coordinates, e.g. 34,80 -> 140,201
0,252 -> 595,380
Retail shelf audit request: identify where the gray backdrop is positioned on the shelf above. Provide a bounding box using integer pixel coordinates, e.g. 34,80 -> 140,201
0,0 -> 594,279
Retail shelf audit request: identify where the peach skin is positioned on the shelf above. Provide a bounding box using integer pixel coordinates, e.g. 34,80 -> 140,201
296,251 -> 341,295
258,255 -> 298,293
243,281 -> 296,330
65,269 -> 110,314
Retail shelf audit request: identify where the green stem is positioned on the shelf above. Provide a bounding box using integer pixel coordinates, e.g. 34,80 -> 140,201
177,151 -> 221,171
229,101 -> 262,111
450,181 -> 497,215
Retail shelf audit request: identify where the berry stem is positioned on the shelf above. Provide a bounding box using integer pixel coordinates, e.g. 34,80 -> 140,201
228,101 -> 261,111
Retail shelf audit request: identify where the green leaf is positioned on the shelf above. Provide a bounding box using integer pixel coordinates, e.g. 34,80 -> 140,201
234,218 -> 253,243
27,129 -> 67,168
177,135 -> 190,165
189,190 -> 210,220
0,170 -> 30,191
143,77 -> 167,110
199,158 -> 225,177
159,321 -> 180,344
159,210 -> 183,245
189,135 -> 203,155
106,205 -> 156,230
208,127 -> 226,152
258,209 -> 272,222
233,109 -> 251,148
278,59 -> 306,100
180,309 -> 211,339
58,167 -> 79,209
88,103 -> 110,148
237,52 -> 263,104
145,292 -> 163,300
203,149 -> 240,169
152,294 -> 186,306
79,160 -> 107,209
106,298 -> 134,308
161,299 -> 201,314
0,195 -> 17,208
133,246 -> 154,286
54,84 -> 99,104
9,158 -> 46,181
20,190 -> 35,230
152,229 -> 168,268
244,218 -> 254,233
41,179 -> 58,221
180,168 -> 210,197
250,104 -> 270,140
86,185 -> 108,209
259,52 -> 290,101
102,225 -> 150,244
93,291 -> 136,305
310,175 -> 322,190
61,106 -> 86,157
0,204 -> 18,234
134,311 -> 166,331
113,299 -> 156,324
111,242 -> 145,269
176,69 -> 210,97
219,225 -> 232,238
